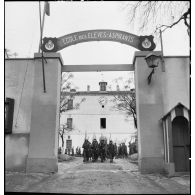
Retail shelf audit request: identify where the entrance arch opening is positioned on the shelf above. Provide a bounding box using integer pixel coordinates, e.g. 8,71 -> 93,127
59,69 -> 137,160
24,27 -> 166,174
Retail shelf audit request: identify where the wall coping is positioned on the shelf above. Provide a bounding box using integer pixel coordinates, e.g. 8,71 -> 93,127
132,51 -> 189,66
34,52 -> 64,67
62,90 -> 133,96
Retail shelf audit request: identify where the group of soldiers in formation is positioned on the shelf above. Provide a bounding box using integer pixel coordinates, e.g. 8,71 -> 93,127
59,138 -> 137,163
82,138 -> 136,163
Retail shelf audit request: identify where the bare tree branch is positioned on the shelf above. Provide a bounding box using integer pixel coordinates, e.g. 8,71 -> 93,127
154,8 -> 190,33
121,1 -> 190,33
110,77 -> 137,128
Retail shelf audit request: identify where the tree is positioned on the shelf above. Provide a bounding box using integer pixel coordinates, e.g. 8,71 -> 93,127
109,77 -> 137,128
60,73 -> 85,114
120,1 -> 190,34
59,123 -> 73,149
112,89 -> 137,128
59,73 -> 85,149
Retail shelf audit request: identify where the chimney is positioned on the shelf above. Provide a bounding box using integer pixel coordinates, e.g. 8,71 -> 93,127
116,85 -> 120,91
87,85 -> 90,91
70,89 -> 76,93
99,81 -> 107,91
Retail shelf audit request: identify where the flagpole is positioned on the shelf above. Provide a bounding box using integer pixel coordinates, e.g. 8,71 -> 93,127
38,2 -> 46,53
38,2 -> 42,53
38,1 -> 47,92
159,29 -> 165,72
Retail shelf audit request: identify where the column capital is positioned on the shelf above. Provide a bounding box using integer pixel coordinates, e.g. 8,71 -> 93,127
34,52 -> 64,66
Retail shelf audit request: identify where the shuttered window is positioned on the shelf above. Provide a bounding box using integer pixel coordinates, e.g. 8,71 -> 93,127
67,118 -> 72,129
5,98 -> 15,134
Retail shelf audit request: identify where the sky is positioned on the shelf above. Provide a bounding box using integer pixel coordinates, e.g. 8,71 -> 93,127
5,1 -> 190,91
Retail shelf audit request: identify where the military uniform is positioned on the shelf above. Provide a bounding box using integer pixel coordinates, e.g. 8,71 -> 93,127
118,144 -> 122,158
82,139 -> 91,162
78,147 -> 81,156
88,142 -> 92,161
114,143 -> 117,158
91,139 -> 99,162
99,139 -> 106,162
71,147 -> 74,156
107,141 -> 115,163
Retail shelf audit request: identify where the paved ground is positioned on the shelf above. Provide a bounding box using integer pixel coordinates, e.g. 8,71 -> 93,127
5,157 -> 190,194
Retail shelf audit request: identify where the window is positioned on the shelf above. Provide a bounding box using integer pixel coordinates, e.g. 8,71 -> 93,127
66,139 -> 72,149
100,118 -> 106,129
100,83 -> 107,91
99,82 -> 107,91
5,98 -> 15,134
67,99 -> 73,110
67,118 -> 72,129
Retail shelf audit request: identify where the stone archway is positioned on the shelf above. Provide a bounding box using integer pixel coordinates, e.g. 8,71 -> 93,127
26,29 -> 167,173
41,29 -> 156,52
26,50 -> 165,174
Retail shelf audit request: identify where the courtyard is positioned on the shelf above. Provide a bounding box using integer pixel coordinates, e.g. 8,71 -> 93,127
6,157 -> 190,194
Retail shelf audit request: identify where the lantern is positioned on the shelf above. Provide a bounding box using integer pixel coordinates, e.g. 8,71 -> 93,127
145,53 -> 163,84
145,53 -> 162,68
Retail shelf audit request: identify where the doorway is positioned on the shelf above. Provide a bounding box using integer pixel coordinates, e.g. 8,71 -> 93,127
172,116 -> 190,172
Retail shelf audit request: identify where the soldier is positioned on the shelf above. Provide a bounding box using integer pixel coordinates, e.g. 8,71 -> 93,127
121,143 -> 127,158
76,147 -> 78,155
132,142 -> 137,154
128,142 -> 131,155
91,138 -> 99,162
124,143 -> 128,158
78,147 -> 81,156
71,147 -> 74,156
114,143 -> 118,159
118,144 -> 122,158
107,140 -> 115,163
99,139 -> 106,162
88,141 -> 92,161
82,139 -> 91,162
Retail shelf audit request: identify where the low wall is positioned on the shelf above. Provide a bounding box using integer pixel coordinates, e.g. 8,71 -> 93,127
5,134 -> 29,172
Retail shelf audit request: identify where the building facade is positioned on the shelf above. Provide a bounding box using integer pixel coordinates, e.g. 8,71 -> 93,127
60,82 -> 136,153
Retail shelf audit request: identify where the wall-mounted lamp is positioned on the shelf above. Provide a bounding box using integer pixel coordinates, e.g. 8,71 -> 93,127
145,53 -> 163,84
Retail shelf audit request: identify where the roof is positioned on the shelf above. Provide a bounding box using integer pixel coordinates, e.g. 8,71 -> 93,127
62,90 -> 134,96
162,102 -> 189,120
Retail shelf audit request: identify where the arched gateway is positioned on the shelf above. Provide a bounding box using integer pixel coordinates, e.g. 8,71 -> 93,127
41,29 -> 156,52
5,29 -> 187,175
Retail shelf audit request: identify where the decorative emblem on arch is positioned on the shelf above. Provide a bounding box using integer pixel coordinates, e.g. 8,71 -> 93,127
138,35 -> 156,51
41,37 -> 58,52
41,30 -> 156,52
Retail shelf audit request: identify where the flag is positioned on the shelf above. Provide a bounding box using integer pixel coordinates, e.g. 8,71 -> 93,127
45,1 -> 50,16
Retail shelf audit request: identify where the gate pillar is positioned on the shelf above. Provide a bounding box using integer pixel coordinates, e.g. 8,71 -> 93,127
26,53 -> 63,173
134,51 -> 165,173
